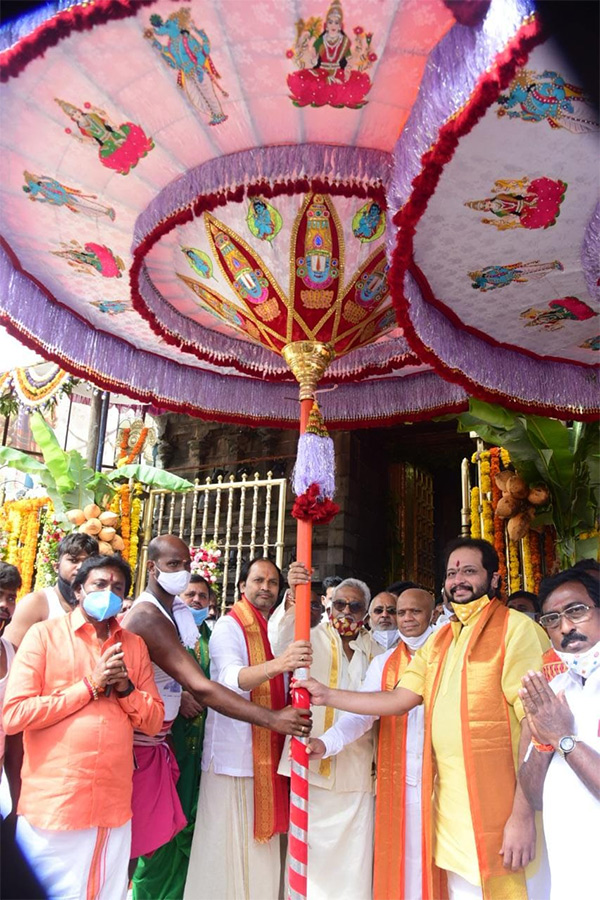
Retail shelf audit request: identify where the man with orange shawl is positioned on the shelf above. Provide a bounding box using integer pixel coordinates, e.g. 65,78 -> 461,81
184,557 -> 312,900
300,538 -> 550,900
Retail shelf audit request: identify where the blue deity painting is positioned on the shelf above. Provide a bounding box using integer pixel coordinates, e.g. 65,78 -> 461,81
497,69 -> 599,133
246,198 -> 282,243
355,262 -> 388,307
469,260 -> 563,292
23,172 -> 115,220
182,247 -> 213,280
144,8 -> 228,126
352,200 -> 385,242
91,300 -> 128,315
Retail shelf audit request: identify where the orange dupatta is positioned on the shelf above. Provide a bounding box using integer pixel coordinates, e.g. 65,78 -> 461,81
420,600 -> 527,900
229,597 -> 289,842
542,646 -> 566,682
373,641 -> 412,900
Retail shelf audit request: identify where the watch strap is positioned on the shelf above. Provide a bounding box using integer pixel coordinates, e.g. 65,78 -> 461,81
116,679 -> 135,698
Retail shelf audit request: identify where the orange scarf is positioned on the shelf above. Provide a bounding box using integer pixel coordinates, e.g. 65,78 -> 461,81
373,641 -> 413,900
229,597 -> 289,842
420,600 -> 527,900
542,646 -> 566,682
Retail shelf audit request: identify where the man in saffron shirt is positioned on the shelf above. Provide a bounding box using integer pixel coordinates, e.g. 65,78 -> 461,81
3,554 -> 164,900
300,538 -> 550,900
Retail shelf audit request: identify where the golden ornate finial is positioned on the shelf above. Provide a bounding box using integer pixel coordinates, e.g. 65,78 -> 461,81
282,341 -> 335,400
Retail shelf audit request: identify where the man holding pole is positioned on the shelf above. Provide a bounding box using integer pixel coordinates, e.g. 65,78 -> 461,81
184,557 -> 312,900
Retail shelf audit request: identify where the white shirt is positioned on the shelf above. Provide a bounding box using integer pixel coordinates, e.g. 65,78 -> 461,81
321,644 -> 425,791
201,613 -> 256,776
542,665 -> 600,900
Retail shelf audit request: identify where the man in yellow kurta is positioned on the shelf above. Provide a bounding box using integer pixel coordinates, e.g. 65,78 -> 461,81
300,538 -> 550,900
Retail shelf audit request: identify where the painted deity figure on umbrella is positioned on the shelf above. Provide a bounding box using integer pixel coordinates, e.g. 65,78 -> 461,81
299,538 -> 552,900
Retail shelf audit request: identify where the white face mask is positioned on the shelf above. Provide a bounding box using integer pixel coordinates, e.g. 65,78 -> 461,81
556,639 -> 600,680
399,625 -> 434,653
372,628 -> 400,650
155,566 -> 191,597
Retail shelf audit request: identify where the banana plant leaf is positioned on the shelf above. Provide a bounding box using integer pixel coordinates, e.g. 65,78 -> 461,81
0,446 -> 49,476
107,464 -> 193,492
29,413 -> 75,494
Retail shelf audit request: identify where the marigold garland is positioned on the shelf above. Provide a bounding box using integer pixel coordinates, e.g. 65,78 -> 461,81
490,448 -> 508,596
34,504 -> 66,590
481,498 -> 494,546
528,530 -> 543,594
544,526 -> 557,576
0,497 -> 47,598
470,486 -> 481,539
118,427 -> 131,460
119,483 -> 131,562
521,529 -> 533,592
507,539 -> 522,593
124,427 -> 149,465
128,483 -> 143,579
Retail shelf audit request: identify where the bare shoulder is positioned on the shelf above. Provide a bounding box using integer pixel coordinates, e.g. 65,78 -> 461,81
122,602 -> 179,647
4,590 -> 50,646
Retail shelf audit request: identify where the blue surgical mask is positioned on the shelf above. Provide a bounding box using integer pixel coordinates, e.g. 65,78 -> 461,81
190,606 -> 209,626
82,588 -> 123,621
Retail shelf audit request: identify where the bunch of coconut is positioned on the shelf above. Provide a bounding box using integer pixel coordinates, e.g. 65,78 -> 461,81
67,504 -> 125,555
494,471 -> 550,541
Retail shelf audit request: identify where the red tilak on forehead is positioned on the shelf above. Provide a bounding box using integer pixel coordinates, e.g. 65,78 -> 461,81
455,559 -> 460,567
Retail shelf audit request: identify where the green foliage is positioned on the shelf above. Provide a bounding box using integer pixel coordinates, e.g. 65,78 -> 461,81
457,399 -> 599,566
107,464 -> 193,492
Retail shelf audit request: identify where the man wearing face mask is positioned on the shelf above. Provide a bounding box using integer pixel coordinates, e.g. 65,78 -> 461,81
518,568 -> 600,900
298,538 -> 552,900
307,587 -> 435,899
4,533 -> 99,648
2,555 -> 164,900
132,573 -> 213,900
368,591 -> 401,651
274,566 -> 385,900
123,535 -> 311,869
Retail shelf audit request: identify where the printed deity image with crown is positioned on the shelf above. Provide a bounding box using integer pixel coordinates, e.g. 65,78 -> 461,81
296,195 -> 339,309
287,0 -> 377,109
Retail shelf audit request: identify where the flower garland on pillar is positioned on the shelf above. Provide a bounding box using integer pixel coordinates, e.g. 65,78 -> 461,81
470,486 -> 482,539
128,483 -> 143,576
0,497 -> 47,597
490,448 -> 508,597
34,505 -> 67,590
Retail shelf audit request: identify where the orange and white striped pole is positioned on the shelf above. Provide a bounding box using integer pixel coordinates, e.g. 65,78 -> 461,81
288,395 -> 313,900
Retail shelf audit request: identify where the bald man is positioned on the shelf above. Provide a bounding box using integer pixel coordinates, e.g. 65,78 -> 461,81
368,591 -> 400,651
122,535 -> 309,867
307,588 -> 435,899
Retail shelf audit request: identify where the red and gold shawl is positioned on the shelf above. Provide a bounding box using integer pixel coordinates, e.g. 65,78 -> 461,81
229,596 -> 289,842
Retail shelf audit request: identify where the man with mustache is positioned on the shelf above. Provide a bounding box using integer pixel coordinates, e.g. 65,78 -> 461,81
4,533 -> 99,647
367,591 -> 401,651
299,538 -> 551,900
518,568 -> 600,900
275,568 -> 386,900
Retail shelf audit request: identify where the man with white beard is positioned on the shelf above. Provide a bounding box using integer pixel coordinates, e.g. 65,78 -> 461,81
306,588 -> 435,899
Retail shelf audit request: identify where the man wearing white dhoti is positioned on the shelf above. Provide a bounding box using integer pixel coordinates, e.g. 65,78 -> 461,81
519,568 -> 600,900
275,568 -> 385,900
2,555 -> 164,900
307,588 -> 435,900
184,557 -> 312,900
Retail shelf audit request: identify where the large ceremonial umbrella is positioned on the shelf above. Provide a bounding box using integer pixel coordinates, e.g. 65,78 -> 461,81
1,0 -> 598,894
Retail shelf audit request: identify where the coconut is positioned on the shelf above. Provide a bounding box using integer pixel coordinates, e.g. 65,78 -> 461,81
507,475 -> 529,500
496,494 -> 521,518
494,470 -> 513,492
83,503 -> 102,520
111,535 -> 125,552
99,527 -> 116,542
80,517 -> 102,535
66,509 -> 86,526
98,541 -> 114,555
528,486 -> 550,507
507,511 -> 531,542
99,510 -> 119,528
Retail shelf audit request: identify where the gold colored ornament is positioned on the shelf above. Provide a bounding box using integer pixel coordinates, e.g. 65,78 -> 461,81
282,341 -> 335,399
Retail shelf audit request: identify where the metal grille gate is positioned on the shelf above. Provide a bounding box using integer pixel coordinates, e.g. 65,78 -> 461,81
135,472 -> 288,606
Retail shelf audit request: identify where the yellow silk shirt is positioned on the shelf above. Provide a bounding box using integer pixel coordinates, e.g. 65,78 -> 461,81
400,597 -> 549,886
